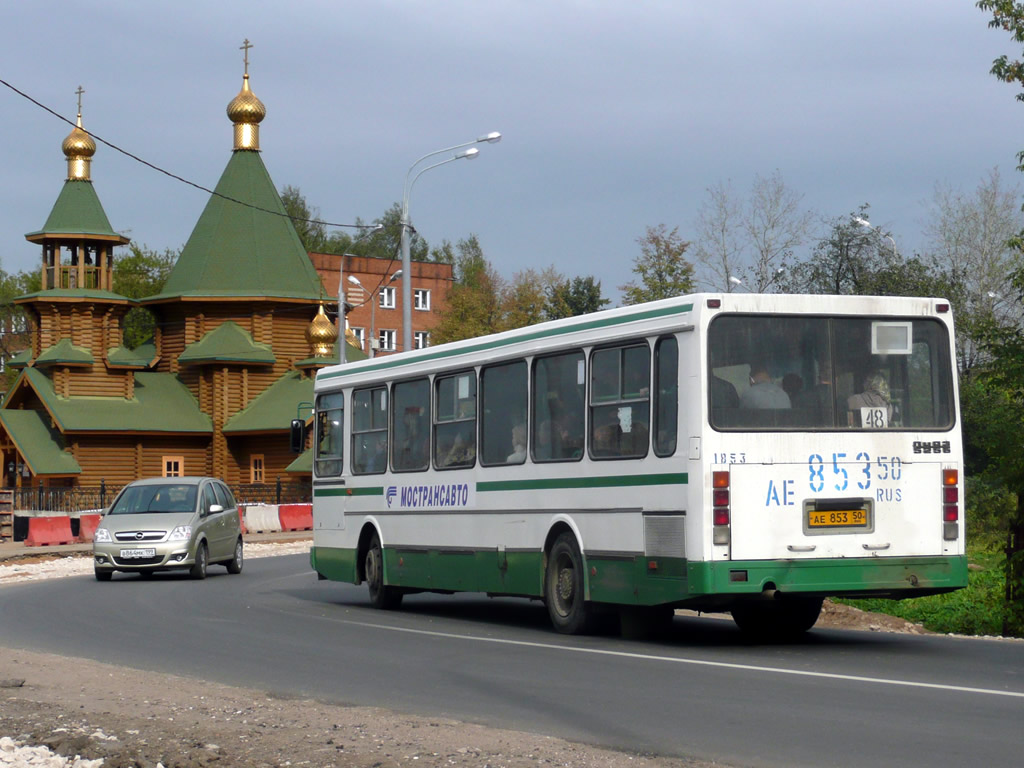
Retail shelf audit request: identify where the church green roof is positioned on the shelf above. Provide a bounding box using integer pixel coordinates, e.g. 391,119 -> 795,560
223,369 -> 311,433
145,151 -> 324,302
179,321 -> 276,365
17,367 -> 212,434
0,409 -> 82,476
24,180 -> 127,242
34,338 -> 94,367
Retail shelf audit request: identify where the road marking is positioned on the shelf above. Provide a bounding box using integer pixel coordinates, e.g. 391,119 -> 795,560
334,616 -> 1024,700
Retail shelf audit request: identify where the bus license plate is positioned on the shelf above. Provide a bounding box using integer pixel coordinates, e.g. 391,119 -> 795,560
807,509 -> 868,529
119,548 -> 156,559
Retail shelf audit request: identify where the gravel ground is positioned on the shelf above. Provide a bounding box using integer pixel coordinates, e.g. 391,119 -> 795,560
0,542 -> 930,768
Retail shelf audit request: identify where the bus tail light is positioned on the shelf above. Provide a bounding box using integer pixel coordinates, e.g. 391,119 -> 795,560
942,468 -> 959,539
713,471 -> 730,545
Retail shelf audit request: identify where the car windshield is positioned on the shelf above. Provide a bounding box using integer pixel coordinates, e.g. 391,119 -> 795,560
108,483 -> 198,515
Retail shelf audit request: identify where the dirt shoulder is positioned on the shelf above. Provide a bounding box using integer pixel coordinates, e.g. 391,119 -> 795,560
0,647 -> 725,768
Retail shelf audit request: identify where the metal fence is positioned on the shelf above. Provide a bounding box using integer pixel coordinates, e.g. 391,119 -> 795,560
6,479 -> 312,514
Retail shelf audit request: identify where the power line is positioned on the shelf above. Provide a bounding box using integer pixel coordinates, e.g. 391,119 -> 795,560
0,77 -> 374,233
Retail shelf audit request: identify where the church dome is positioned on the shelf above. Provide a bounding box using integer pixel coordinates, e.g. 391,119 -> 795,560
62,117 -> 96,158
226,74 -> 266,124
306,303 -> 339,357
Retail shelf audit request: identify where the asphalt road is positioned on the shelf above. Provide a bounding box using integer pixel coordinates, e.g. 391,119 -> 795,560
1,554 -> 1022,768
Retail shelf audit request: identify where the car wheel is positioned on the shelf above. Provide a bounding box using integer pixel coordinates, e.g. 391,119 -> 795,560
189,542 -> 208,580
226,538 -> 243,574
94,569 -> 113,582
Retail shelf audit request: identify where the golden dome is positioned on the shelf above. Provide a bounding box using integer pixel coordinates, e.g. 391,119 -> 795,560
226,74 -> 267,124
306,303 -> 339,357
63,114 -> 95,180
62,115 -> 96,157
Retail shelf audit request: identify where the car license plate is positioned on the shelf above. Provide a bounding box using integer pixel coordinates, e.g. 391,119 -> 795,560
119,548 -> 156,559
807,508 -> 868,528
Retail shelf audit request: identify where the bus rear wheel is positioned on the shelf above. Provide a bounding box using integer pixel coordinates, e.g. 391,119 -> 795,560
365,533 -> 403,610
731,595 -> 823,640
545,532 -> 592,634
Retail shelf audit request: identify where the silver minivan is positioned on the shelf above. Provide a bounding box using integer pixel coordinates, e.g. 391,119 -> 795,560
92,477 -> 243,581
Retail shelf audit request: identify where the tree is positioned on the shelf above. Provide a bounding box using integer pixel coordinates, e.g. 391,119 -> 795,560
0,268 -> 38,392
499,268 -> 553,331
691,171 -> 815,293
924,169 -> 1024,372
619,224 -> 695,305
113,244 -> 178,348
281,185 -> 329,253
545,275 -> 610,320
430,235 -> 504,344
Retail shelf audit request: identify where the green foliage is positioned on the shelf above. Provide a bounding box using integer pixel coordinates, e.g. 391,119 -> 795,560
113,244 -> 178,349
846,552 -> 1011,636
620,224 -> 695,305
430,236 -> 503,344
0,268 -> 36,392
781,206 -> 957,297
545,275 -> 609,320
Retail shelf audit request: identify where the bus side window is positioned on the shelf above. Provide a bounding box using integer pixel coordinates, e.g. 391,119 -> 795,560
589,343 -> 650,460
434,372 -> 477,469
532,351 -> 585,462
654,336 -> 678,457
315,391 -> 345,477
352,386 -> 388,474
480,360 -> 528,466
391,378 -> 430,472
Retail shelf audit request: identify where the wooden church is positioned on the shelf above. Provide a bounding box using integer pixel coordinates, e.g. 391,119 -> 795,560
0,53 -> 355,499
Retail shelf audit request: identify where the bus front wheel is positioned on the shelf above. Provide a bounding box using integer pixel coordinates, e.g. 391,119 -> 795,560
545,532 -> 592,634
731,595 -> 823,640
365,533 -> 403,610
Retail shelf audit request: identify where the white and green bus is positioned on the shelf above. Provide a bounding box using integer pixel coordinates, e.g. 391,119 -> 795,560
306,293 -> 966,636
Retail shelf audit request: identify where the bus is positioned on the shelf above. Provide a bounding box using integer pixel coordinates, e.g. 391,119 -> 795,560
304,293 -> 967,637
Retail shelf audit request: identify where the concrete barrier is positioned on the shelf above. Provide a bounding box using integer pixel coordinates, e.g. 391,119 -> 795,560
242,504 -> 281,533
24,516 -> 75,547
77,514 -> 102,543
278,503 -> 312,531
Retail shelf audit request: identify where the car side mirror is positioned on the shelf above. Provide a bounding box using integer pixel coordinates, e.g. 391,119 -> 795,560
208,504 -> 224,515
290,419 -> 306,453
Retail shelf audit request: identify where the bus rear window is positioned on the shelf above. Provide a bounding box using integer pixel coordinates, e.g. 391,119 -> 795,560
708,315 -> 954,431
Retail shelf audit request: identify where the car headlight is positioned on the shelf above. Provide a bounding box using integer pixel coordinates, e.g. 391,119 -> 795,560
168,525 -> 192,542
94,528 -> 112,543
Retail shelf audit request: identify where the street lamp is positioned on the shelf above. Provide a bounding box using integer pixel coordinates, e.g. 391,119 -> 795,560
348,269 -> 402,358
853,216 -> 897,254
400,132 -> 501,354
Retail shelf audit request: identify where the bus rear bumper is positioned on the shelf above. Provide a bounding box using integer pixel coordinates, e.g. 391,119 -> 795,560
691,555 -> 969,600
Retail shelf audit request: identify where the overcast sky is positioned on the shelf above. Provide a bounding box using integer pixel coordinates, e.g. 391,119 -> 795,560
2,1 -> 1022,303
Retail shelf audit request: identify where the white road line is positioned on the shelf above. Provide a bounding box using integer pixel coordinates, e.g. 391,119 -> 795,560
335,616 -> 1024,700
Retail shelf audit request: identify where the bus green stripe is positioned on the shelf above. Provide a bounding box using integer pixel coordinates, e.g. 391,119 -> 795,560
477,472 -> 686,492
314,486 -> 382,498
319,302 -> 693,380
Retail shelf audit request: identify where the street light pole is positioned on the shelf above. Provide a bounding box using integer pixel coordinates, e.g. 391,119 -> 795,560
400,132 -> 501,354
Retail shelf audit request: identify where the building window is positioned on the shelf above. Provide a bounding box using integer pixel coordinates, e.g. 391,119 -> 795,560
351,327 -> 365,350
379,329 -> 396,351
380,287 -> 396,309
251,454 -> 265,483
163,456 -> 184,477
414,331 -> 430,349
414,289 -> 431,311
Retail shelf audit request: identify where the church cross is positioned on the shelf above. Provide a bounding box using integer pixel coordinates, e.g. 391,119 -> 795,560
75,85 -> 84,114
240,39 -> 253,75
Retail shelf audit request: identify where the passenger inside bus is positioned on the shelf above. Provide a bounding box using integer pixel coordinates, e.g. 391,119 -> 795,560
506,423 -> 527,463
740,362 -> 791,409
847,371 -> 895,427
